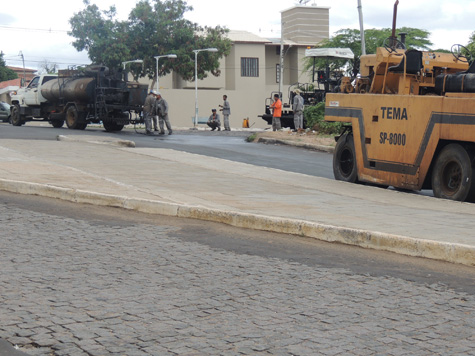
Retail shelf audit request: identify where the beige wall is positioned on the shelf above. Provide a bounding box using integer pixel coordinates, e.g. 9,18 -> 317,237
265,46 -> 280,86
225,46 -> 237,90
140,86 -> 267,130
139,38 -> 316,129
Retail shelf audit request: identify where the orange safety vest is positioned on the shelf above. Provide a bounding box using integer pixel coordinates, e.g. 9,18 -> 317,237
270,99 -> 282,118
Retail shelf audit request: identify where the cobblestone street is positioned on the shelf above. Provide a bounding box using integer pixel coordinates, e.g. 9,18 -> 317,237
1,203 -> 474,356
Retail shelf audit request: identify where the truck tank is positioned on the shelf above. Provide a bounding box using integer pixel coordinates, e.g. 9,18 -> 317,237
40,77 -> 96,103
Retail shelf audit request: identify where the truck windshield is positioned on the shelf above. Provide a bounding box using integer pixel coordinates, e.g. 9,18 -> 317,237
27,77 -> 39,89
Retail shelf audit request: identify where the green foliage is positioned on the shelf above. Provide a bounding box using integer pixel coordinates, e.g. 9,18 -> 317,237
69,0 -> 231,81
466,31 -> 475,58
305,27 -> 433,78
246,133 -> 257,142
0,52 -> 18,82
304,101 -> 343,135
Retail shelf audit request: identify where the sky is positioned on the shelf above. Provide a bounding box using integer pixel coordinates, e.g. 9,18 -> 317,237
1,0 -> 474,71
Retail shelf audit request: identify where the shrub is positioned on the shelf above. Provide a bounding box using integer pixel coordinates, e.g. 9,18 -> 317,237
246,133 -> 257,142
304,102 -> 344,135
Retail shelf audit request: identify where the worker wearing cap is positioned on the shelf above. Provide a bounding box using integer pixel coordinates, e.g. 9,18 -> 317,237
269,93 -> 282,131
207,109 -> 221,131
155,92 -> 173,135
292,89 -> 304,131
143,90 -> 157,135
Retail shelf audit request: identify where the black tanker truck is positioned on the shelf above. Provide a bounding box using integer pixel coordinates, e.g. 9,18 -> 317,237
10,65 -> 148,132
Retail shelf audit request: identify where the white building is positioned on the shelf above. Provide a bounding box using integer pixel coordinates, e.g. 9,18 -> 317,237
141,5 -> 329,129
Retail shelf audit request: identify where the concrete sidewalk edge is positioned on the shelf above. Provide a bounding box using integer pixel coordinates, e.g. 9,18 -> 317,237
1,178 -> 473,267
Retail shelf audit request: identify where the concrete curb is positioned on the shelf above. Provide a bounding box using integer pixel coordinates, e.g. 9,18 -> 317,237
257,137 -> 334,153
1,178 -> 474,267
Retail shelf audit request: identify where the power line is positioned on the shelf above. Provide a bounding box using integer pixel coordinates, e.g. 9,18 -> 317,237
0,25 -> 68,33
6,57 -> 91,68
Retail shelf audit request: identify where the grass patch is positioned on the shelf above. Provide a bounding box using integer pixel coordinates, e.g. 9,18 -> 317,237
246,133 -> 258,142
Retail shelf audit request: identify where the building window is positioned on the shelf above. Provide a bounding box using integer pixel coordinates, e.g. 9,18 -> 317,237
241,57 -> 259,77
276,64 -> 280,83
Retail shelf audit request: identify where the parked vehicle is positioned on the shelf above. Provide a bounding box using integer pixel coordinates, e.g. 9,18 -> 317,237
0,102 -> 11,123
10,65 -> 148,131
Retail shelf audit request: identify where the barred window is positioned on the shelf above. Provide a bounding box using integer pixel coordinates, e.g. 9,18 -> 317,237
241,57 -> 259,77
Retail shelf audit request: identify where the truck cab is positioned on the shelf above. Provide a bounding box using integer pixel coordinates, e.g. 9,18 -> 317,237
10,74 -> 57,125
12,75 -> 57,107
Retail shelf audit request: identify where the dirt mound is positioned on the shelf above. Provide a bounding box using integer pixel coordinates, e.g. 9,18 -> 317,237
253,130 -> 335,147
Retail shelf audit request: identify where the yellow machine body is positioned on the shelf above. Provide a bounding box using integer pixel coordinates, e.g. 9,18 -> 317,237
325,45 -> 475,201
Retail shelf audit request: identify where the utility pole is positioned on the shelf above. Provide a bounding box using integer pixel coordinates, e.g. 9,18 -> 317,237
18,51 -> 25,87
279,22 -> 284,97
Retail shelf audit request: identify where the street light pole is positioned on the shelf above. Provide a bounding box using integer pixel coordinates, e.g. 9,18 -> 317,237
193,48 -> 218,128
121,60 -> 144,83
122,59 -> 144,71
154,54 -> 177,92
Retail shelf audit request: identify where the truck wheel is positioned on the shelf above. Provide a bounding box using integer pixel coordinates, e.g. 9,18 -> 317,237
432,144 -> 475,202
66,106 -> 85,130
103,121 -> 124,132
333,133 -> 358,183
51,120 -> 64,128
10,104 -> 24,126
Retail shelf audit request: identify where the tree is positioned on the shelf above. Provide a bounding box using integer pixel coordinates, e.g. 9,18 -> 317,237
466,31 -> 475,58
305,27 -> 433,78
39,60 -> 58,74
0,52 -> 18,82
69,0 -> 231,84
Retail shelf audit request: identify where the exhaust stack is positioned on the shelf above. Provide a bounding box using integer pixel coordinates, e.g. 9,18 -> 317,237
357,0 -> 366,55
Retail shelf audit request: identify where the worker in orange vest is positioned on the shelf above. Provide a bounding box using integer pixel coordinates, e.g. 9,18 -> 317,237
269,93 -> 282,131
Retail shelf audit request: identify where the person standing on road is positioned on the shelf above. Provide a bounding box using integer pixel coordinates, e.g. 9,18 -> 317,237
270,94 -> 282,131
155,92 -> 173,135
207,109 -> 221,131
292,89 -> 304,131
219,95 -> 231,131
152,108 -> 159,132
143,90 -> 157,135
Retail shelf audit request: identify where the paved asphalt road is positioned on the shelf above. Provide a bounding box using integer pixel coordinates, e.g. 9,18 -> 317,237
0,123 -> 335,179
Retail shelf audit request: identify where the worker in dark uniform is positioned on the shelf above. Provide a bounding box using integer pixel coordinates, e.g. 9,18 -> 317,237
219,95 -> 231,131
143,90 -> 157,135
292,89 -> 304,131
155,92 -> 173,135
207,109 -> 221,131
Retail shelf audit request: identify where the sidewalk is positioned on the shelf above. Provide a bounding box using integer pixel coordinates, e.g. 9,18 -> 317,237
0,133 -> 474,267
